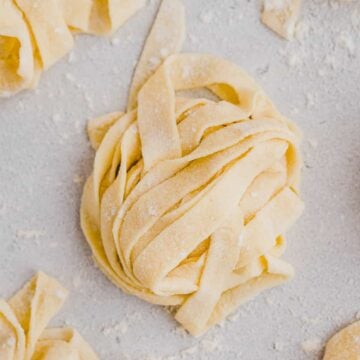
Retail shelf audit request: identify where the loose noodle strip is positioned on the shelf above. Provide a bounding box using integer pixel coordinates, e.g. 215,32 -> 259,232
0,0 -> 145,97
81,0 -> 304,336
0,272 -> 98,360
261,0 -> 301,40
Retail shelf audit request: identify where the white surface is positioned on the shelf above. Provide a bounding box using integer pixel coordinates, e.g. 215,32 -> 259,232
1,1 -> 360,359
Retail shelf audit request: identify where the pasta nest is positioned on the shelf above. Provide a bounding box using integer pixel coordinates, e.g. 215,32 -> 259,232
81,53 -> 304,336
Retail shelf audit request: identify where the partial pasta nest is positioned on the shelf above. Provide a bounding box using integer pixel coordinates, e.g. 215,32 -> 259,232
0,0 -> 145,97
0,272 -> 98,359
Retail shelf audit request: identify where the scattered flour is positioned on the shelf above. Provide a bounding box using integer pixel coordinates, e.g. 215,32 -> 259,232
54,289 -> 67,300
160,48 -> 169,58
200,336 -> 222,353
188,34 -> 198,44
111,38 -> 121,46
52,113 -> 62,123
16,229 -> 45,239
199,11 -> 214,24
336,32 -> 356,55
72,274 -> 82,288
179,345 -> 198,357
65,73 -> 76,82
273,341 -> 285,351
148,56 -> 161,69
287,53 -> 302,67
263,0 -> 293,12
73,174 -> 83,184
306,93 -> 316,108
83,92 -> 95,111
68,51 -> 77,63
102,320 -> 128,336
307,139 -> 318,149
147,205 -> 159,217
301,338 -> 322,353
294,21 -> 310,42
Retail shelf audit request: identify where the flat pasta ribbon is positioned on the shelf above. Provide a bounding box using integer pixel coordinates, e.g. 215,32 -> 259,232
0,0 -> 145,97
81,0 -> 304,336
0,272 -> 98,360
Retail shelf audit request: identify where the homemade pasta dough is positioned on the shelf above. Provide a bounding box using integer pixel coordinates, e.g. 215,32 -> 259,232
81,0 -> 304,336
0,272 -> 98,360
0,0 -> 145,97
323,320 -> 360,360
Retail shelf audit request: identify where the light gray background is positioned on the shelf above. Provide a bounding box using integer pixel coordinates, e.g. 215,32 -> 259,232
1,1 -> 360,359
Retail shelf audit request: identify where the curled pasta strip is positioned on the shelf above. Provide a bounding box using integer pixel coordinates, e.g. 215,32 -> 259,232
0,0 -> 145,97
0,272 -> 98,360
81,0 -> 304,336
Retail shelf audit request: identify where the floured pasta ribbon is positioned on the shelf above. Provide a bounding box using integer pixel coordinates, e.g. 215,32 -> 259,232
323,320 -> 360,359
81,0 -> 304,336
0,0 -> 145,97
0,272 -> 98,360
261,0 -> 301,40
